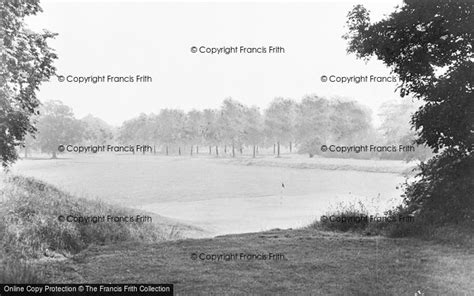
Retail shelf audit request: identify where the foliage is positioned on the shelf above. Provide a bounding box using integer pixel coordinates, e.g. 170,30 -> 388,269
344,0 -> 473,225
378,100 -> 432,161
114,96 -> 375,158
35,100 -> 84,157
296,96 -> 332,157
28,96 -> 408,160
118,113 -> 152,144
314,200 -> 370,232
0,0 -> 57,167
80,114 -> 114,145
201,108 -> 221,147
403,149 -> 473,225
264,98 -> 296,145
311,199 -> 423,237
297,96 -> 373,157
183,109 -> 205,149
344,0 -> 473,154
243,106 -> 264,146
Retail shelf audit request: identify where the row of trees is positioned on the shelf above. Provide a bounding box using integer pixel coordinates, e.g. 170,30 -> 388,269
118,96 -> 374,158
25,96 -> 429,161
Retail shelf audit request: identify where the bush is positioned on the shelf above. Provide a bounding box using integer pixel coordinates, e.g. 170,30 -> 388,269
311,197 -> 473,247
403,149 -> 474,226
310,199 -> 420,236
311,200 -> 370,232
378,205 -> 422,237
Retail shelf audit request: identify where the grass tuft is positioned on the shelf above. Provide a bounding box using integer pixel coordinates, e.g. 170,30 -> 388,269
0,256 -> 44,283
309,198 -> 473,248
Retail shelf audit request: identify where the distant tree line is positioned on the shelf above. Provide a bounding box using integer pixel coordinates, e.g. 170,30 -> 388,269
24,96 -> 430,161
117,96 -> 374,158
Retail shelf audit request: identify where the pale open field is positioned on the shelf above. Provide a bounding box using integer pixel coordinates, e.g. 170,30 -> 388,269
10,154 -> 407,236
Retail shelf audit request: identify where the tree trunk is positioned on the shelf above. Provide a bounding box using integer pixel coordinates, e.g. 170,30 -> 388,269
224,145 -> 227,153
190,145 -> 193,156
154,145 -> 156,155
277,141 -> 280,158
232,144 -> 235,158
179,147 -> 181,156
253,145 -> 256,158
289,141 -> 292,153
196,146 -> 199,154
166,145 -> 169,155
209,146 -> 212,154
240,147 -> 243,154
215,146 -> 219,156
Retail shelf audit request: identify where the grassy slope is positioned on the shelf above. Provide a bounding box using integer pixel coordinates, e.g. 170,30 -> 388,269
40,228 -> 474,295
0,175 -> 205,282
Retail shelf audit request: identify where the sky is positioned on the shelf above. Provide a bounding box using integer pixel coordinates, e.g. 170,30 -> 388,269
27,0 -> 407,126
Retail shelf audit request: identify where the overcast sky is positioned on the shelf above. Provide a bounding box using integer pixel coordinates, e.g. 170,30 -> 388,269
28,0 -> 407,126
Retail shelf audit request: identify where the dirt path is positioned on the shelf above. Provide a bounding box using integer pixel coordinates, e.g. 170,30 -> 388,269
41,229 -> 474,295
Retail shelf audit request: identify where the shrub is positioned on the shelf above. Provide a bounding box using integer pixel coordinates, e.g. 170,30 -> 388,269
310,198 -> 420,236
403,149 -> 474,226
311,200 -> 370,232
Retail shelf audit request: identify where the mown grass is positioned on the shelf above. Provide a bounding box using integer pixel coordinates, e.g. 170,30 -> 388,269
0,175 -> 180,283
60,228 -> 474,295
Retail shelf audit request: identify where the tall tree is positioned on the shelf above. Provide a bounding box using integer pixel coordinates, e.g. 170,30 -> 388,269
0,0 -> 57,167
242,106 -> 264,158
264,98 -> 297,157
36,100 -> 84,158
218,98 -> 245,157
81,114 -> 114,145
296,96 -> 332,158
202,109 -> 221,155
155,109 -> 186,155
345,0 -> 473,224
184,109 -> 204,155
378,100 -> 432,161
330,99 -> 372,144
119,113 -> 151,154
